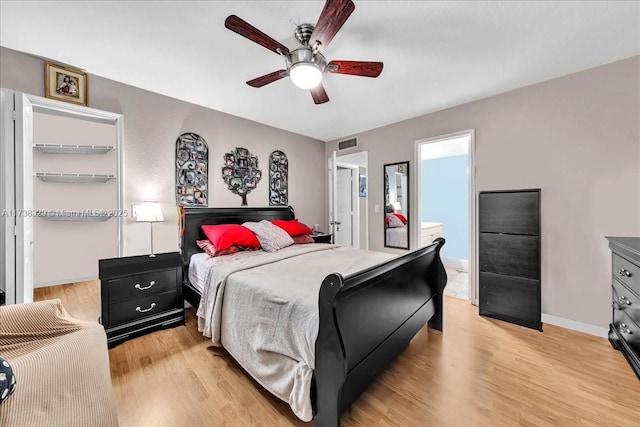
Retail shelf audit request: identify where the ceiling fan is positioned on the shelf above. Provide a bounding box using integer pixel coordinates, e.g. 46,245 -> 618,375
225,0 -> 383,104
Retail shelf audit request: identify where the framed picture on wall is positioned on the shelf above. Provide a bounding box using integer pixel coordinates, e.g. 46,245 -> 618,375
359,174 -> 367,197
45,61 -> 88,106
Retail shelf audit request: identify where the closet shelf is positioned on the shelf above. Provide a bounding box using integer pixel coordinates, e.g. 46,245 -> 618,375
40,211 -> 114,222
34,173 -> 116,183
34,144 -> 115,154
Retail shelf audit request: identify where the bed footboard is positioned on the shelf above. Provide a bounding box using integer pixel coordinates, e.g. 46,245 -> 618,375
313,238 -> 446,427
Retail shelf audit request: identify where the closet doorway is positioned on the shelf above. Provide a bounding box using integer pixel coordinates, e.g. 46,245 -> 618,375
415,131 -> 476,304
0,90 -> 123,304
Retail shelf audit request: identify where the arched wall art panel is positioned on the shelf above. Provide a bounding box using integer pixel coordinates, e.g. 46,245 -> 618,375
176,132 -> 208,206
269,150 -> 288,206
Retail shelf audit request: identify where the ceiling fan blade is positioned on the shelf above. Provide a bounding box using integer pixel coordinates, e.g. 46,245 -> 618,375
310,0 -> 355,50
328,60 -> 383,77
225,15 -> 290,55
246,70 -> 288,88
310,84 -> 330,104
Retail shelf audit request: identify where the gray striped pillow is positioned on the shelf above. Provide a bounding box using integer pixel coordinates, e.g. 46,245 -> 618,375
242,220 -> 294,252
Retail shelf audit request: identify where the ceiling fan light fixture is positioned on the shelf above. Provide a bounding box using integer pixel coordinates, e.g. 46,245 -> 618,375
289,62 -> 323,89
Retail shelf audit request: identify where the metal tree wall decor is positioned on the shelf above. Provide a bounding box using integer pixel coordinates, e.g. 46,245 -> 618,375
221,147 -> 262,206
269,150 -> 288,206
176,132 -> 208,206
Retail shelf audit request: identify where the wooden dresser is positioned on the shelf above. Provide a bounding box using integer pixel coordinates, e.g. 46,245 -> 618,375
420,222 -> 443,247
607,237 -> 640,379
479,189 -> 542,331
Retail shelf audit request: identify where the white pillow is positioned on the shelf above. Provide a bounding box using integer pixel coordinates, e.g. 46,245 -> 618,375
242,220 -> 294,252
386,213 -> 404,228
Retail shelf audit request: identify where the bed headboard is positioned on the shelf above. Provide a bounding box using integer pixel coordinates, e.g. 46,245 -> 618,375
179,206 -> 295,265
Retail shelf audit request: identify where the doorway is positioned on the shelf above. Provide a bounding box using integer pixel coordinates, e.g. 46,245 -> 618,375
328,151 -> 368,249
0,89 -> 123,305
415,130 -> 476,304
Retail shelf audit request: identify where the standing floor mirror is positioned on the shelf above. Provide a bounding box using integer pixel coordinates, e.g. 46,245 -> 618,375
384,161 -> 410,249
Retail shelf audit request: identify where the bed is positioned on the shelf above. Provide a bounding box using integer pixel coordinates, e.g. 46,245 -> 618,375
179,206 -> 447,426
385,224 -> 408,247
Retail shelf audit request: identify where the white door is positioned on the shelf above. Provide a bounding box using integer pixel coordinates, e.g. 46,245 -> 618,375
15,93 -> 34,303
0,89 -> 16,304
1,90 -> 34,304
335,167 -> 353,246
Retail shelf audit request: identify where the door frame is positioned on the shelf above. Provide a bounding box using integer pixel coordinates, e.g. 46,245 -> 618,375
414,129 -> 477,304
0,89 -> 124,304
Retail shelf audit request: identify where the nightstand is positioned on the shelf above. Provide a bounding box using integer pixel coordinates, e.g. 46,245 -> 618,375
99,252 -> 184,348
312,231 -> 332,244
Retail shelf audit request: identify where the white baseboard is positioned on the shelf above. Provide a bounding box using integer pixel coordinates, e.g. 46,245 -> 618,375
443,258 -> 468,272
34,276 -> 97,288
541,313 -> 608,338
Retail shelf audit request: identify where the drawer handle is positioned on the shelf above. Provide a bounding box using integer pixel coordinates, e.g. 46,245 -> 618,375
134,280 -> 156,291
618,295 -> 632,306
618,268 -> 632,277
135,303 -> 156,313
619,323 -> 632,335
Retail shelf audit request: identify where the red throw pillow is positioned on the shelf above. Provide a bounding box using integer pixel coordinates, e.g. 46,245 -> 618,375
271,219 -> 313,237
201,224 -> 260,251
292,234 -> 314,244
196,240 -> 241,257
393,213 -> 408,224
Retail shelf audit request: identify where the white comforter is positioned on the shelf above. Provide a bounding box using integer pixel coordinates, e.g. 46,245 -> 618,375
195,244 -> 394,421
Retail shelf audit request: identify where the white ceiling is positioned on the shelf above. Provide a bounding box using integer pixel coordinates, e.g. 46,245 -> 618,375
1,1 -> 638,142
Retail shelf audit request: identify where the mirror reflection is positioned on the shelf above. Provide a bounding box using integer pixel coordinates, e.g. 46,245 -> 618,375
384,161 -> 410,249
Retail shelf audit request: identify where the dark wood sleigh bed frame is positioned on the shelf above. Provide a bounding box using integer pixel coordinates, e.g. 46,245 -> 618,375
179,206 -> 447,427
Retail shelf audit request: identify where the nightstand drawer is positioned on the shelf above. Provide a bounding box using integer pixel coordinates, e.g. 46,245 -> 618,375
107,269 -> 178,304
109,291 -> 178,326
613,254 -> 640,294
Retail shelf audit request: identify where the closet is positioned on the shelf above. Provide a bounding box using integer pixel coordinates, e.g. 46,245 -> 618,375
0,90 -> 123,304
33,112 -> 118,286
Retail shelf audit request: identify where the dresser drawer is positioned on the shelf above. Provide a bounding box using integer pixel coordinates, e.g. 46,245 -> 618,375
613,308 -> 640,352
613,254 -> 640,294
109,291 -> 178,327
107,269 -> 178,304
613,278 -> 640,326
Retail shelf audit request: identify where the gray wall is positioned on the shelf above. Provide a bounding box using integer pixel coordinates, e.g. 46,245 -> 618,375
0,47 -> 326,256
326,56 -> 640,330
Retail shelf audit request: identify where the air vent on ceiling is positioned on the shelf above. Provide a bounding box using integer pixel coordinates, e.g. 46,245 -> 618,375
338,137 -> 358,151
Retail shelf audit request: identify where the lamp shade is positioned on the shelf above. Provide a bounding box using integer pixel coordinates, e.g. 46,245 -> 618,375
289,62 -> 322,89
391,201 -> 402,212
134,202 -> 164,222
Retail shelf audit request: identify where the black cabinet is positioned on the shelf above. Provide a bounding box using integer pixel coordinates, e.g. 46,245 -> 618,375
479,189 -> 542,331
99,252 -> 184,348
607,237 -> 640,380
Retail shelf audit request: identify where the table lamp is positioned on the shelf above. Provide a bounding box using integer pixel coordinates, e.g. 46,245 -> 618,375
133,201 -> 164,257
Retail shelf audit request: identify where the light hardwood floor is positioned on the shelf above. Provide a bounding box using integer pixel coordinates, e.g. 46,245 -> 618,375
35,281 -> 639,427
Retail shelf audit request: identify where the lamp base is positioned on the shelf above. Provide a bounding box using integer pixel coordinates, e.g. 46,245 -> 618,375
149,254 -> 156,258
